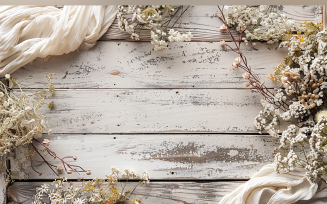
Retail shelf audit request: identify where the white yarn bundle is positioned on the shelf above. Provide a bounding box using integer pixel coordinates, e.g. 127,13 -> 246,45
0,5 -> 118,76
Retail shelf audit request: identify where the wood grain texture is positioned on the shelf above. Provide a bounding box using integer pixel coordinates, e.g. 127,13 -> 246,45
11,134 -> 277,179
100,5 -> 322,42
7,5 -> 325,203
7,181 -> 244,204
12,42 -> 286,89
22,89 -> 268,134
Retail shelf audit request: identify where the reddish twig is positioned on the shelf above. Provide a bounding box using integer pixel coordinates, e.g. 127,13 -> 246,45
31,138 -> 86,175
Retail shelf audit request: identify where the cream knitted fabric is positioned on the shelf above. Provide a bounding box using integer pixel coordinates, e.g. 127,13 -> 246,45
0,5 -> 117,76
220,164 -> 319,204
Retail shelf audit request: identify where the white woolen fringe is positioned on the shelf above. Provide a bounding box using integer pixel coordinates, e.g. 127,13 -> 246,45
219,163 -> 320,204
0,5 -> 118,76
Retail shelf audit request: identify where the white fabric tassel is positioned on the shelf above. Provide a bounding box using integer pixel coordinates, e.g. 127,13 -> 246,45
0,5 -> 118,76
220,164 -> 320,204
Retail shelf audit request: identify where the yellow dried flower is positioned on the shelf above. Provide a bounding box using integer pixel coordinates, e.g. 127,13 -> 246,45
304,21 -> 318,36
35,98 -> 44,111
48,100 -> 54,110
47,73 -> 55,97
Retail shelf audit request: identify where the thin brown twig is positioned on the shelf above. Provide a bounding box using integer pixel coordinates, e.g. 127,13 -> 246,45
31,143 -> 58,176
32,138 -> 87,175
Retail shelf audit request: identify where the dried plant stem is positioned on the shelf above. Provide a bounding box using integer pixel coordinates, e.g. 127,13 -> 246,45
217,5 -> 289,111
32,138 -> 86,175
31,143 -> 58,176
171,5 -> 190,28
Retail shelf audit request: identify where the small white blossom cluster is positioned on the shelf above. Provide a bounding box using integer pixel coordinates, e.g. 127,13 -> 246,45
168,29 -> 192,42
117,5 -> 193,51
224,5 -> 295,45
33,178 -> 88,204
254,99 -> 279,134
273,118 -> 327,182
289,101 -> 306,119
33,169 -> 150,204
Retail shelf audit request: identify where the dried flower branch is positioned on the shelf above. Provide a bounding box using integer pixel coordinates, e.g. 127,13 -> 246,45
117,5 -> 193,51
33,168 -> 150,204
31,138 -> 88,177
218,5 -> 327,183
0,75 -> 49,157
223,5 -> 296,45
1,74 -> 89,178
217,6 -> 288,111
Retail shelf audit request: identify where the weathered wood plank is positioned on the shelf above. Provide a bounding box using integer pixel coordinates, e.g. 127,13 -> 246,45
12,42 -> 286,89
25,89 -> 267,134
100,5 -> 322,42
11,134 -> 277,179
7,181 -> 244,204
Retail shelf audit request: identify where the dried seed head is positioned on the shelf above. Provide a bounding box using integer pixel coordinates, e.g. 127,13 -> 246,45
242,72 -> 250,79
232,62 -> 239,68
220,24 -> 228,32
234,57 -> 242,65
309,104 -> 316,109
56,166 -> 64,173
42,139 -> 50,146
243,82 -> 251,87
304,102 -> 309,109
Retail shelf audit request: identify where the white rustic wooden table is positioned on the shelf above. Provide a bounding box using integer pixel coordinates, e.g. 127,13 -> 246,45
3,5 -> 327,204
